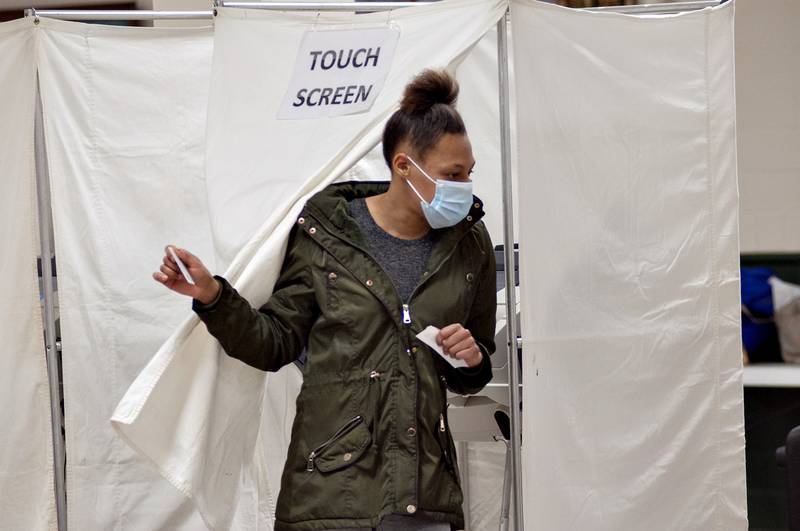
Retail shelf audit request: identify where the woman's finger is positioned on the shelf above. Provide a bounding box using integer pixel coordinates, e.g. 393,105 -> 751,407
163,254 -> 178,271
174,246 -> 200,268
160,264 -> 179,280
439,323 -> 463,340
448,338 -> 475,357
442,328 -> 470,351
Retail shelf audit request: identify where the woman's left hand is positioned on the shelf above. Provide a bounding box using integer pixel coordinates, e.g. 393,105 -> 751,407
437,324 -> 483,368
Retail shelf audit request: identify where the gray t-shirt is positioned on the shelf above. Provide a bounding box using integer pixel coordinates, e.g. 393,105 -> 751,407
347,197 -> 434,303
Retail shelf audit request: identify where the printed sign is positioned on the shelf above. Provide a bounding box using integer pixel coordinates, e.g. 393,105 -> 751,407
278,26 -> 401,120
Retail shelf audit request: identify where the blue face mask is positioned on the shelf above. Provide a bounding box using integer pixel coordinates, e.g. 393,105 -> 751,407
404,156 -> 474,229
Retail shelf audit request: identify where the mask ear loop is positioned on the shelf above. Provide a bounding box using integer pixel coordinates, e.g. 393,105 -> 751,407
406,156 -> 437,185
404,175 -> 426,203
403,156 -> 436,205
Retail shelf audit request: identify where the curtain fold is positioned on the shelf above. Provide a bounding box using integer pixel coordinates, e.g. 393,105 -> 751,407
0,17 -> 57,531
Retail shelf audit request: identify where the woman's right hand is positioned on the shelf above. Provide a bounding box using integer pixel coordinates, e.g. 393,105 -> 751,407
153,245 -> 220,304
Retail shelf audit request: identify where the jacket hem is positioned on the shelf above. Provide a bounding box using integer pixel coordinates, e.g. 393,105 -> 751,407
274,509 -> 464,531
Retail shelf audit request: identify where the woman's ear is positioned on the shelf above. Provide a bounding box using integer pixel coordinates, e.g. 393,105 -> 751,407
393,152 -> 410,176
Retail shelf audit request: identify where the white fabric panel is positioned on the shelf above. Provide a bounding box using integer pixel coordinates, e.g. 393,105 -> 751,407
36,19 -> 215,530
112,2 -> 506,530
0,19 -> 57,531
512,1 -> 746,530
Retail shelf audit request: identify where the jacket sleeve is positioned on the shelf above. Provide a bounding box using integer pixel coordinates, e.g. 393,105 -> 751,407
192,225 -> 320,372
442,225 -> 497,395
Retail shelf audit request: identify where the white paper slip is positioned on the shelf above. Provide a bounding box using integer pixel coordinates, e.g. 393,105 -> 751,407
168,246 -> 195,285
416,325 -> 469,369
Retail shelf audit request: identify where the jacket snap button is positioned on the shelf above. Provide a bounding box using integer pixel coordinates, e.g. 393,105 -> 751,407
366,279 -> 374,287
343,452 -> 352,462
309,227 -> 317,235
406,505 -> 417,514
411,346 -> 418,353
297,217 -> 305,225
473,202 -> 480,209
407,427 -> 416,437
466,215 -> 473,221
466,272 -> 475,282
328,272 -> 337,280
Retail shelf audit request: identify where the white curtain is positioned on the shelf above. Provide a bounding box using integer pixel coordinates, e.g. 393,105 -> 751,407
0,18 -> 57,531
512,1 -> 746,530
36,18 -> 215,530
112,1 -> 507,530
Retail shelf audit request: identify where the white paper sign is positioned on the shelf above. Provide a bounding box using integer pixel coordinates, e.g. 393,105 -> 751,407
416,325 -> 469,369
278,26 -> 400,120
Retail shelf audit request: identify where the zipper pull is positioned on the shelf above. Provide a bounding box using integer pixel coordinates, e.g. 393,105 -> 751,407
370,370 -> 380,381
439,413 -> 446,433
402,304 -> 412,325
306,451 -> 316,472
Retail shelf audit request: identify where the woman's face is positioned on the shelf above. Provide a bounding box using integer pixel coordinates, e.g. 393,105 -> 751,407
395,133 -> 476,205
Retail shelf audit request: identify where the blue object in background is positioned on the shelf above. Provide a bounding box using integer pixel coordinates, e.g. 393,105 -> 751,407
741,267 -> 782,363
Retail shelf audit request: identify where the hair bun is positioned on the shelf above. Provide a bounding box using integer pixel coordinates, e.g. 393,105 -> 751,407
399,69 -> 459,115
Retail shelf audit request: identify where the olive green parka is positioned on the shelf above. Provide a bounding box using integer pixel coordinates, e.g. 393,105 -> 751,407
193,181 -> 496,531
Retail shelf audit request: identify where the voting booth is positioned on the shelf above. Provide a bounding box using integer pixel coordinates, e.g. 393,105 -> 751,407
0,1 -> 746,530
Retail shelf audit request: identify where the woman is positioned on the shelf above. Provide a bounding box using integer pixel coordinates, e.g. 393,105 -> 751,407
154,69 -> 496,531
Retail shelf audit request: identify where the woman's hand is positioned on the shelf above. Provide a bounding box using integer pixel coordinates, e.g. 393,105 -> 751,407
152,245 -> 220,304
437,324 -> 483,368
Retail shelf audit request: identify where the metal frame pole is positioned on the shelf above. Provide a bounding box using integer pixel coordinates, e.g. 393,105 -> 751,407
24,0 -> 722,21
496,8 -> 524,531
34,74 -> 68,531
586,0 -> 720,14
219,1 -> 435,10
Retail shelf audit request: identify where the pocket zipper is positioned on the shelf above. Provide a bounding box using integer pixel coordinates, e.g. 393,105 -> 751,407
369,371 -> 381,446
306,415 -> 364,472
439,413 -> 446,433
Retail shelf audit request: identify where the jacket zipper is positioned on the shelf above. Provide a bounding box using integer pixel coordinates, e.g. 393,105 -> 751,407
306,415 -> 364,472
402,304 -> 411,325
402,304 -> 420,512
438,413 -> 449,462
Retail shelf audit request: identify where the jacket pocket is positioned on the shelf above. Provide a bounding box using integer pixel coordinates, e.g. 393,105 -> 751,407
306,415 -> 372,474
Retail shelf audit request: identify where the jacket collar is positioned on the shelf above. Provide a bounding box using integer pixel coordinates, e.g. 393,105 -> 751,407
304,180 -> 486,248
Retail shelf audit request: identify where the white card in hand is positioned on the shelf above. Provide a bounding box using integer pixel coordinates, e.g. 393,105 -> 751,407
416,325 -> 469,368
168,246 -> 195,285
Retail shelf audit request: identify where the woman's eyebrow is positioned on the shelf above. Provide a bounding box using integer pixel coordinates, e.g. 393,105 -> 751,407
447,162 -> 476,170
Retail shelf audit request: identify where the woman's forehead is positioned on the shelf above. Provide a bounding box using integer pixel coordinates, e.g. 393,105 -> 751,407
426,134 -> 474,165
